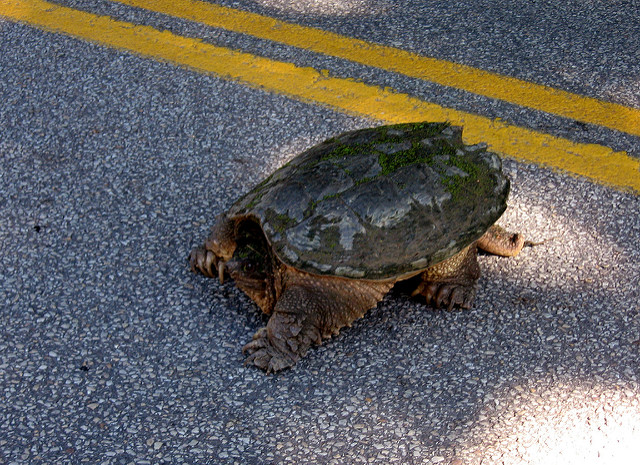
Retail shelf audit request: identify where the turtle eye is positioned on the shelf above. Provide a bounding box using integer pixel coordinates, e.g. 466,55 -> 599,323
243,262 -> 255,273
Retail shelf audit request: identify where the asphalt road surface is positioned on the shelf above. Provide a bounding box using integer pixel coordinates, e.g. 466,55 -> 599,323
1,1 -> 639,464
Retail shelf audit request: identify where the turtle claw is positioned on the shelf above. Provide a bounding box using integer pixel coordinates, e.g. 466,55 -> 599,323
242,328 -> 298,373
414,281 -> 476,311
243,328 -> 269,351
189,246 -> 219,279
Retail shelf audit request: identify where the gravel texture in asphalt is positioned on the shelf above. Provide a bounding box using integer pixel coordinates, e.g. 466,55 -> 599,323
1,2 -> 640,464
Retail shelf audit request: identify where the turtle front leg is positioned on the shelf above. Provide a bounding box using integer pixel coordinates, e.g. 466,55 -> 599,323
412,244 -> 481,310
243,276 -> 392,373
189,245 -> 220,280
242,294 -> 319,374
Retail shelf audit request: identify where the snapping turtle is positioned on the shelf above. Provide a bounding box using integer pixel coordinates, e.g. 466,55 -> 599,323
190,122 -> 525,373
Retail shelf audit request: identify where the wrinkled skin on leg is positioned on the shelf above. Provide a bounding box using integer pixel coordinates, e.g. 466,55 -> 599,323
412,243 -> 481,310
242,273 -> 391,373
412,225 -> 525,310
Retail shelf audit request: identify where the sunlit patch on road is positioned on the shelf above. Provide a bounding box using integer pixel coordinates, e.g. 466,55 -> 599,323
471,380 -> 640,464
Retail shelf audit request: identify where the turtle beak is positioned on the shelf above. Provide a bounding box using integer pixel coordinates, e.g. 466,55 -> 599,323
218,260 -> 226,284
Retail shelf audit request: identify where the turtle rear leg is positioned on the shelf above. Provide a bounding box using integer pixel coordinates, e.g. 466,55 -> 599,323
477,224 -> 525,257
412,225 -> 526,310
411,244 -> 481,310
243,276 -> 392,373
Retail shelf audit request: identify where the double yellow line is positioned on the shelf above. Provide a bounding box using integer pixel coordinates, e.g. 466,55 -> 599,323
2,0 -> 639,192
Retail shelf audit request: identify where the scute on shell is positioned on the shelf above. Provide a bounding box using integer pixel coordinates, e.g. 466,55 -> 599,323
230,122 -> 510,280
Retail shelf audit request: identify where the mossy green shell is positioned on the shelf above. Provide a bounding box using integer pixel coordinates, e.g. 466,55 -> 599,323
230,122 -> 510,280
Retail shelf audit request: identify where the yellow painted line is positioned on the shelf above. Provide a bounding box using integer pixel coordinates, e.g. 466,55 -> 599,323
111,0 -> 640,139
1,0 -> 639,193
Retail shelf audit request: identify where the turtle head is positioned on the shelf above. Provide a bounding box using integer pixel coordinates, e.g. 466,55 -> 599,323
220,217 -> 277,314
190,215 -> 277,313
224,244 -> 268,291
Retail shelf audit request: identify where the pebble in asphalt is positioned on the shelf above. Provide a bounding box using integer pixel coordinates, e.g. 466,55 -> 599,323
1,17 -> 640,465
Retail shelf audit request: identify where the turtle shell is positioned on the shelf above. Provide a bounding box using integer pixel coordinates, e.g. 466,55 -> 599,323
229,122 -> 510,280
